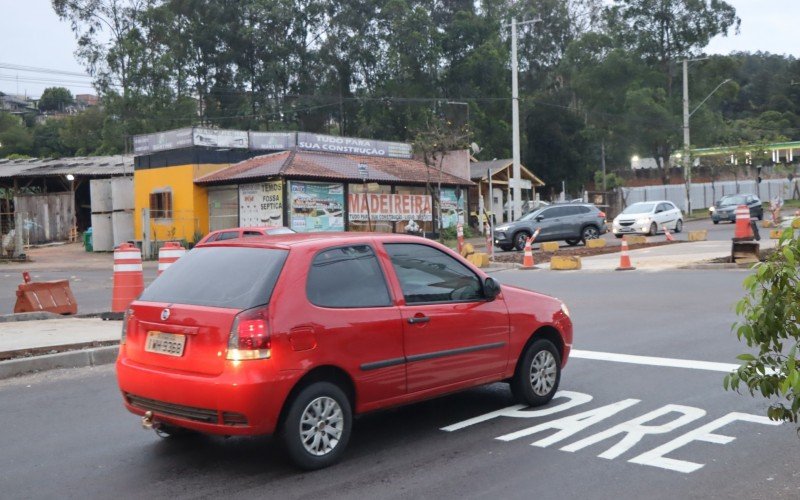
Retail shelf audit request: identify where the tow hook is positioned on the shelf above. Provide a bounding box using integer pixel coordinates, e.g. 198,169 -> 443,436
141,411 -> 155,430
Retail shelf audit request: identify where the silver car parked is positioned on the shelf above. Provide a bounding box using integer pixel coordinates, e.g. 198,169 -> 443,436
493,203 -> 608,251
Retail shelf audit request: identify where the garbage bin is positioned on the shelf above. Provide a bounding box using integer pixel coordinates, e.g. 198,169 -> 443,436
83,227 -> 93,252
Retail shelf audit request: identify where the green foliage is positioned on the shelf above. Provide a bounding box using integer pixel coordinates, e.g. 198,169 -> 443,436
594,171 -> 625,190
725,229 -> 800,425
38,87 -> 74,112
439,224 -> 473,242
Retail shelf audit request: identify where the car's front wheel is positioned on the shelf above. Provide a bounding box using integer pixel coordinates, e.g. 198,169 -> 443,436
649,222 -> 658,236
499,244 -> 514,252
565,239 -> 580,246
281,382 -> 352,470
511,338 -> 561,407
514,231 -> 531,251
674,219 -> 683,233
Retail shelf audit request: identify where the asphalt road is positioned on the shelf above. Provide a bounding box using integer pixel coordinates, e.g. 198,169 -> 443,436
1,268 -> 797,499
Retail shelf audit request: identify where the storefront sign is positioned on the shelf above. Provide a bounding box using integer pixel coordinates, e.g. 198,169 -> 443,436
348,193 -> 432,222
133,128 -> 193,154
289,181 -> 345,232
297,132 -> 413,158
249,132 -> 295,151
193,128 -> 249,148
239,181 -> 283,227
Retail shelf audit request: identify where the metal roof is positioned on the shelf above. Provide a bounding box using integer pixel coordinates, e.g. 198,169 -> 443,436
0,155 -> 133,179
470,159 -> 545,186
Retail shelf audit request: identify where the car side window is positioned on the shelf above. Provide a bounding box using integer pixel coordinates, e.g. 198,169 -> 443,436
306,245 -> 392,308
243,231 -> 263,238
561,206 -> 582,217
205,233 -> 218,242
543,207 -> 567,218
384,243 -> 484,304
216,231 -> 239,241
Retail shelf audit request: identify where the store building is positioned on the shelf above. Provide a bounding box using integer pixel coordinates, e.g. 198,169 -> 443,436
132,128 -> 473,247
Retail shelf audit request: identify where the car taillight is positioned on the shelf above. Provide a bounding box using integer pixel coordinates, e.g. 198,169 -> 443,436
598,211 -> 606,218
227,306 -> 270,360
121,308 -> 132,345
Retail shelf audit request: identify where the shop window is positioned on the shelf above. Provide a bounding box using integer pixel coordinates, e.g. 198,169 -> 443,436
150,191 -> 173,219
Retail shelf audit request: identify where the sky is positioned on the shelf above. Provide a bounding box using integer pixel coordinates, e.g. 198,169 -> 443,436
0,0 -> 798,99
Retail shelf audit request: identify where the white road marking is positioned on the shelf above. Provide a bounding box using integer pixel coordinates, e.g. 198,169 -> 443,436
571,349 -> 739,373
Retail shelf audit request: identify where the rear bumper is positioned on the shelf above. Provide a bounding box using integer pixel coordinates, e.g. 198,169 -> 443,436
116,350 -> 298,436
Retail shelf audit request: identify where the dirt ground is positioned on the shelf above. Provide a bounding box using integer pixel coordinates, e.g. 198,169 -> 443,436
490,240 -> 683,265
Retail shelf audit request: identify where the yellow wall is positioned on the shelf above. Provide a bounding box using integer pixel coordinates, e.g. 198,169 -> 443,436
134,163 -> 230,243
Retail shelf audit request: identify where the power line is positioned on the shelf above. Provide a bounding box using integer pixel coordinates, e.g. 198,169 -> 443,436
0,63 -> 92,79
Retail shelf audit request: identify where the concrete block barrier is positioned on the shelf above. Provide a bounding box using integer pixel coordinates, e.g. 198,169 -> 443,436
770,229 -> 784,239
541,242 -> 559,253
586,239 -> 606,249
761,220 -> 773,228
468,252 -> 490,268
792,218 -> 800,229
626,235 -> 647,245
688,230 -> 708,242
550,256 -> 582,270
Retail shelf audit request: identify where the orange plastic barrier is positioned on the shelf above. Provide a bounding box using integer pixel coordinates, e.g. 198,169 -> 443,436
157,241 -> 186,276
112,243 -> 144,313
734,204 -> 754,240
616,237 -> 636,271
14,272 -> 78,315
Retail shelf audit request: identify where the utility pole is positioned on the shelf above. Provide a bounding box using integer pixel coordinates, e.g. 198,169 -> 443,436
601,140 -> 607,192
683,59 -> 691,215
507,18 -> 540,222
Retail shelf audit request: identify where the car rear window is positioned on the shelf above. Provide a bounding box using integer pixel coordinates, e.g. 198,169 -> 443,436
139,247 -> 288,309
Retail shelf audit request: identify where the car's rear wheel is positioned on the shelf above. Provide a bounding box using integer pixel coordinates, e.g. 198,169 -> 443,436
649,222 -> 658,236
565,239 -> 580,246
674,219 -> 683,233
514,231 -> 531,251
499,244 -> 514,252
581,225 -> 599,243
614,233 -> 623,239
281,382 -> 352,470
712,219 -> 719,225
511,338 -> 561,407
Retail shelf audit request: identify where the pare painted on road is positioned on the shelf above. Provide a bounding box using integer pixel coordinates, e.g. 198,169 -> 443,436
441,391 -> 781,473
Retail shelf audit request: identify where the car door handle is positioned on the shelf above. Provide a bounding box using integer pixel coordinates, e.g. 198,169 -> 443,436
408,315 -> 430,324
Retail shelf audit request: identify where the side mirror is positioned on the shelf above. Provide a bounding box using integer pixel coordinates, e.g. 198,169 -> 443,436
483,277 -> 501,300
535,215 -> 544,222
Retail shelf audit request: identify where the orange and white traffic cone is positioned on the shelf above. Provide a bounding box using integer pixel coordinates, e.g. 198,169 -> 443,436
456,223 -> 464,254
158,241 -> 186,275
662,225 -> 675,242
485,230 -> 493,259
520,228 -> 541,270
112,242 -> 144,312
734,204 -> 754,240
616,236 -> 636,271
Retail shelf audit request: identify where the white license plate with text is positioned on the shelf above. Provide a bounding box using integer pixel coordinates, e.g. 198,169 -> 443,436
145,331 -> 186,357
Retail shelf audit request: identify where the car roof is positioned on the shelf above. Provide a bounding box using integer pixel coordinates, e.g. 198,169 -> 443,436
196,232 -> 434,250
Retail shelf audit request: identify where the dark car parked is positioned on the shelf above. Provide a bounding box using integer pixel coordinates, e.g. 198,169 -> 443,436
710,194 -> 763,224
493,203 -> 607,251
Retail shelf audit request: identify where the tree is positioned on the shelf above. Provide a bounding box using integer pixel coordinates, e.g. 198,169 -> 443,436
0,112 -> 34,157
38,87 -> 74,112
725,230 -> 800,425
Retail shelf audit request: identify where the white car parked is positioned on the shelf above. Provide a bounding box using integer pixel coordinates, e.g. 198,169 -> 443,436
612,201 -> 683,237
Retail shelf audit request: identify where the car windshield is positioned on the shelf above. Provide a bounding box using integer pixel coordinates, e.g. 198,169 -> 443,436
140,247 -> 288,309
621,203 -> 655,215
719,195 -> 748,206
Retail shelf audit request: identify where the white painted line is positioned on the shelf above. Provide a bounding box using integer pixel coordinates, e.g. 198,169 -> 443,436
570,349 -> 739,373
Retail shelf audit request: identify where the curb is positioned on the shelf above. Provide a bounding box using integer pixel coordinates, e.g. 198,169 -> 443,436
680,262 -> 757,270
0,311 -> 122,323
0,345 -> 119,379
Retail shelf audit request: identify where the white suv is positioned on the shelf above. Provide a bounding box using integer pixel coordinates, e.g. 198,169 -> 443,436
612,201 -> 683,237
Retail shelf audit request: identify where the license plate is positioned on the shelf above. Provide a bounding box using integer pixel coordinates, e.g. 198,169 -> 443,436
145,331 -> 186,357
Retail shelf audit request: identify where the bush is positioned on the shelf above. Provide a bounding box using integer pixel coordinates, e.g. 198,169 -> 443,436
724,227 -> 800,424
439,224 -> 473,241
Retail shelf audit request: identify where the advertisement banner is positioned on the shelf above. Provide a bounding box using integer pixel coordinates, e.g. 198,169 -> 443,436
297,132 -> 413,158
440,188 -> 465,229
249,132 -> 295,151
289,181 -> 345,232
193,128 -> 249,148
347,193 -> 432,222
132,128 -> 193,154
239,181 -> 284,227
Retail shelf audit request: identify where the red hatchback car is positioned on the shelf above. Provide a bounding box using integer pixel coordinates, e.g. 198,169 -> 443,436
116,233 -> 573,469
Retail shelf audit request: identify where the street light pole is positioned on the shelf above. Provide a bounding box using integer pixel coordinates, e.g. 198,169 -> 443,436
683,59 -> 691,215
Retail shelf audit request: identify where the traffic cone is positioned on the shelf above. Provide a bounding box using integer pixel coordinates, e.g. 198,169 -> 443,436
112,243 -> 144,312
520,228 -> 541,270
456,223 -> 464,255
733,204 -> 754,240
158,241 -> 186,275
662,225 -> 675,242
485,230 -> 494,259
616,236 -> 636,271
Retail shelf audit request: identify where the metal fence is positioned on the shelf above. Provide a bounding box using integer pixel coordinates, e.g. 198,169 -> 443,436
621,178 -> 799,211
142,209 -> 199,259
